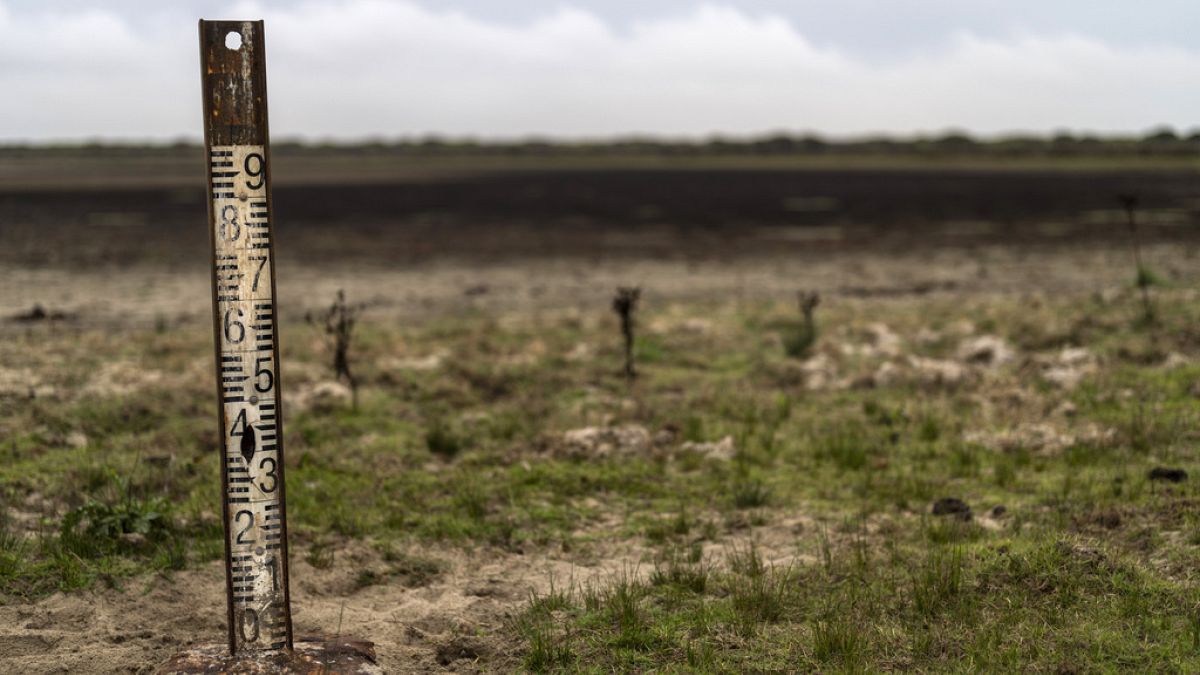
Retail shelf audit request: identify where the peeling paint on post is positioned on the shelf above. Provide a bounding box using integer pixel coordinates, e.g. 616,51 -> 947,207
198,19 -> 293,656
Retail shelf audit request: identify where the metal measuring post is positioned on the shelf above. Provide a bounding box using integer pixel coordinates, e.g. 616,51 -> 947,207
159,20 -> 378,673
199,19 -> 293,656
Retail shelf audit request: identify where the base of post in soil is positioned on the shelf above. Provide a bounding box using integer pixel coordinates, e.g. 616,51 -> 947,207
156,635 -> 380,674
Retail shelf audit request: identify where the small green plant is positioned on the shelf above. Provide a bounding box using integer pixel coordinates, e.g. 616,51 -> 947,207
732,478 -> 771,509
306,540 -> 336,569
1118,194 -> 1156,325
685,641 -> 717,669
153,540 -> 189,572
425,416 -> 464,459
1190,610 -> 1200,653
728,559 -> 791,630
784,290 -> 820,358
917,415 -> 942,442
379,545 -> 445,587
353,569 -> 383,589
912,546 -> 965,617
453,480 -> 490,521
526,580 -> 572,617
61,498 -> 169,546
588,574 -> 659,651
612,286 -> 641,380
59,473 -> 172,557
812,615 -> 863,665
727,542 -> 767,578
524,623 -> 573,671
0,518 -> 29,580
650,548 -> 708,593
814,426 -> 871,472
1118,401 -> 1180,454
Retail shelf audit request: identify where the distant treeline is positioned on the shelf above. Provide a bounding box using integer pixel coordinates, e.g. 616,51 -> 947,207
4,128 -> 1200,159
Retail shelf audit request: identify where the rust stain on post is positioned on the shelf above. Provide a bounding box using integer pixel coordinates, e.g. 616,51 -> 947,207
200,21 -> 268,146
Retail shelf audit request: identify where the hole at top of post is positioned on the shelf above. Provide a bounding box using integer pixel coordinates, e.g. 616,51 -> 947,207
225,31 -> 243,50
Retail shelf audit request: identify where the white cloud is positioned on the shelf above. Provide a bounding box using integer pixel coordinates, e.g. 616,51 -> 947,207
1,0 -> 1197,141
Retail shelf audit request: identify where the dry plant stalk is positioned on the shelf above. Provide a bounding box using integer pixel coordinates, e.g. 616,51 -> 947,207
307,289 -> 363,407
785,291 -> 820,358
612,287 -> 641,380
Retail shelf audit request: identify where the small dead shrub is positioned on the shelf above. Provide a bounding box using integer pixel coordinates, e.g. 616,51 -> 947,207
785,291 -> 820,358
612,286 -> 641,380
307,289 -> 364,407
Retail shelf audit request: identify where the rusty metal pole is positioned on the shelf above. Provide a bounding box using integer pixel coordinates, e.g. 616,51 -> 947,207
158,19 -> 378,674
199,19 -> 293,656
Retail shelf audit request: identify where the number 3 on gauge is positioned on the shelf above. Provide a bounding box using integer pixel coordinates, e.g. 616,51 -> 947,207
258,456 -> 277,493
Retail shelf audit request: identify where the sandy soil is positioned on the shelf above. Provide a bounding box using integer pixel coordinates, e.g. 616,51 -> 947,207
0,516 -> 814,673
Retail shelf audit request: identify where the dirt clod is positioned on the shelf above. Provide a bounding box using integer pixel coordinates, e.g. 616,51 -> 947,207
9,305 -> 71,323
932,497 -> 972,520
1094,510 -> 1122,529
435,636 -> 485,665
1148,467 -> 1187,483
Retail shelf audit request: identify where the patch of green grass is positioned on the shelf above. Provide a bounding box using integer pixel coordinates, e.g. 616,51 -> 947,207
783,321 -> 817,359
523,622 -> 574,672
305,540 -> 337,569
813,424 -> 875,472
425,416 -> 466,459
812,614 -> 864,666
650,546 -> 708,594
514,534 -> 1200,671
911,546 -> 965,617
0,470 -> 199,597
731,478 -> 771,509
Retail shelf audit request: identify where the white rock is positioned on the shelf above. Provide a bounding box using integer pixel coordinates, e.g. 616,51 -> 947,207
863,322 -> 903,357
957,335 -> 1014,366
915,328 -> 942,347
1058,347 -> 1094,367
1052,401 -> 1078,418
946,319 -> 976,336
1041,347 -> 1097,390
559,425 -> 651,459
564,343 -> 592,362
799,353 -> 840,390
964,422 -> 1114,455
291,380 -> 353,413
1163,352 -> 1190,369
680,435 -> 737,461
908,356 -> 969,387
383,351 -> 446,372
867,361 -> 903,388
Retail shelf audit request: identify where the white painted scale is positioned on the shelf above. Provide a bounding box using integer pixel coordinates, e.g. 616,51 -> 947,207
199,20 -> 293,655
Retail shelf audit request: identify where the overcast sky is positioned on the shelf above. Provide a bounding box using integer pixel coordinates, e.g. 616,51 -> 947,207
2,0 -> 1199,142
